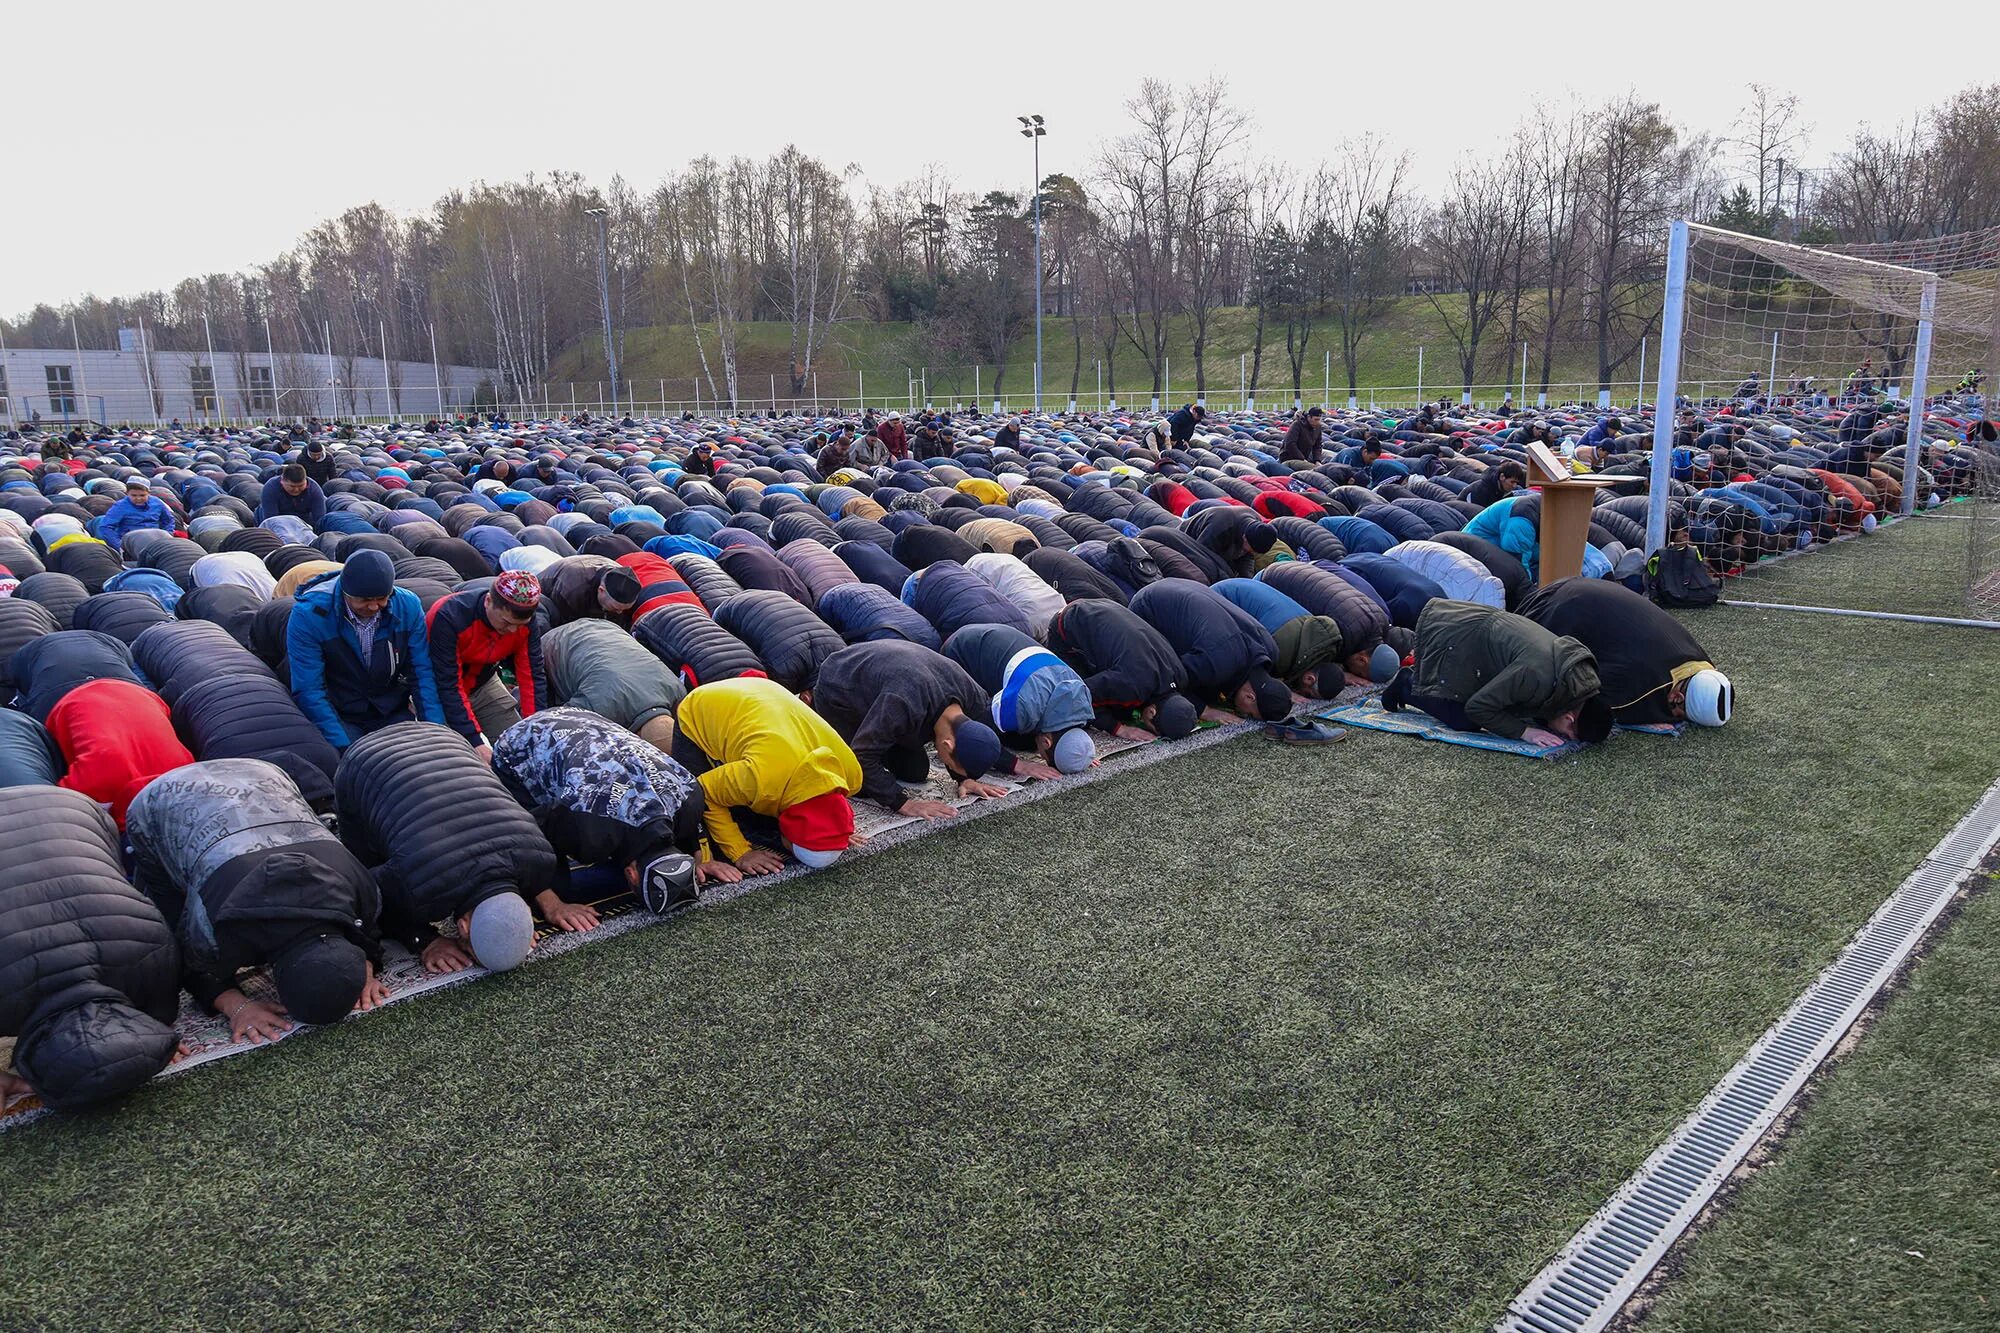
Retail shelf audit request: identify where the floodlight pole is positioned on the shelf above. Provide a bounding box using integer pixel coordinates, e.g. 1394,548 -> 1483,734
1646,220 -> 1691,553
586,206 -> 618,416
1018,115 -> 1048,417
1901,277 -> 1937,517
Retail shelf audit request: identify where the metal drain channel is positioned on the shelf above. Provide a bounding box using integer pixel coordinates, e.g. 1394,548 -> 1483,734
1499,775 -> 2000,1333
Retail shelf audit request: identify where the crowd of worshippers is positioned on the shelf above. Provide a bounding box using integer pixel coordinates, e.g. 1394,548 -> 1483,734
21,385 -> 1991,1112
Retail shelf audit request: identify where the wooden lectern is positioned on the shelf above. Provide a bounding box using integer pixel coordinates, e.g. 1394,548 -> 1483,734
1524,442 -> 1623,585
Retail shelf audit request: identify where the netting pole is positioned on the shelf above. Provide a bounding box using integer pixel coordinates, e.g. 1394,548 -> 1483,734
1901,276 -> 1937,516
1646,220 -> 1691,553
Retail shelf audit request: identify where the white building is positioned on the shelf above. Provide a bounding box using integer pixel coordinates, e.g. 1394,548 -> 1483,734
0,339 -> 498,427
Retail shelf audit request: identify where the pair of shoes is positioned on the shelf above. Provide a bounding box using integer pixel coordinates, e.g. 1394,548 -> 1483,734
1264,719 -> 1347,746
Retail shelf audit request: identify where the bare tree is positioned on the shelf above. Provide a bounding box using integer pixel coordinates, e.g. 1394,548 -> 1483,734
1581,97 -> 1685,395
762,146 -> 860,395
1727,85 -> 1809,216
658,156 -> 757,407
1317,136 -> 1410,401
1424,151 -> 1529,398
1517,106 -> 1593,396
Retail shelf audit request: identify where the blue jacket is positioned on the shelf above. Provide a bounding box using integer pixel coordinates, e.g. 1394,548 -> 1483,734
1210,578 -> 1313,637
287,571 -> 444,749
95,496 -> 177,550
1463,497 -> 1544,578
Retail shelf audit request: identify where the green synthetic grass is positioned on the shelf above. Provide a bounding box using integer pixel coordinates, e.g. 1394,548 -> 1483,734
1725,508 -> 1982,620
1642,878 -> 2000,1333
543,297 -> 1628,410
4,520 -> 1999,1331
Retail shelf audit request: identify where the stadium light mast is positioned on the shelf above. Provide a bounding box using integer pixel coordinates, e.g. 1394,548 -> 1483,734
585,205 -> 618,417
1019,114 -> 1046,416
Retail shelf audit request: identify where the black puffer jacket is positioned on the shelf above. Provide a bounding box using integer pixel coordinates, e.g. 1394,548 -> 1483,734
72,592 -> 176,645
0,786 -> 181,1110
712,590 -> 844,692
10,629 -> 141,722
48,539 -> 124,595
335,722 -> 559,930
633,603 -> 767,691
131,619 -> 276,707
174,583 -> 267,648
666,554 -> 744,610
14,571 -> 90,629
1022,546 -> 1129,605
171,672 -> 342,807
0,598 -> 61,692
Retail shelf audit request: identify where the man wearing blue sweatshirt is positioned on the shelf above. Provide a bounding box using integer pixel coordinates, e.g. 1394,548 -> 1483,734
96,477 -> 178,550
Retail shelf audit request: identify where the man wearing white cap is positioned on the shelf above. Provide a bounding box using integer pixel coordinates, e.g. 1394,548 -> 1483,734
1517,578 -> 1733,729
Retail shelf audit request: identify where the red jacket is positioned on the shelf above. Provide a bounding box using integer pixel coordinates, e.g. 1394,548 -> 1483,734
45,679 -> 194,829
877,418 -> 909,459
1253,490 -> 1326,521
617,551 -> 707,623
425,587 -> 547,743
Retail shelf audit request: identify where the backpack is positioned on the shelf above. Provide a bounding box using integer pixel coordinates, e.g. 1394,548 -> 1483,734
1649,545 -> 1719,608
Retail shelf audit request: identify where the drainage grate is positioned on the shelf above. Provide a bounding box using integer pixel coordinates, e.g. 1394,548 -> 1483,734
1499,776 -> 2000,1333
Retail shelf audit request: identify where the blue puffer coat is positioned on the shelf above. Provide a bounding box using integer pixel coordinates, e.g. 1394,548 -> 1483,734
902,560 -> 1030,640
816,582 -> 943,650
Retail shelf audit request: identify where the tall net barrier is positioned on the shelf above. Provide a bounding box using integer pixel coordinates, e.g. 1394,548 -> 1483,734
1653,222 -> 2000,624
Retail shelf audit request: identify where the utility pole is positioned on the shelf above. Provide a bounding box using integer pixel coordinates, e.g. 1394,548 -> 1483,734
1019,114 -> 1047,415
585,205 -> 619,416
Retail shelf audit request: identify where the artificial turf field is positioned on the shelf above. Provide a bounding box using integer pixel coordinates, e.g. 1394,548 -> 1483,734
3,515 -> 1996,1332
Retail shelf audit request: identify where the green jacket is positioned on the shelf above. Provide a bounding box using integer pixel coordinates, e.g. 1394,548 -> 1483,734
1272,613 -> 1345,680
1410,601 -> 1599,738
542,619 -> 685,733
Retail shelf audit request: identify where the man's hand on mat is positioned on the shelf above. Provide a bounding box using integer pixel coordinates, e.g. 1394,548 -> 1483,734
225,996 -> 293,1045
169,1041 -> 192,1066
900,797 -> 960,820
354,963 -> 389,1013
536,892 -> 600,933
1200,707 -> 1237,724
956,778 -> 1009,801
1111,723 -> 1154,740
1011,759 -> 1060,781
422,937 -> 476,975
0,1069 -> 32,1108
736,848 -> 786,876
1521,727 -> 1566,747
696,859 -> 742,885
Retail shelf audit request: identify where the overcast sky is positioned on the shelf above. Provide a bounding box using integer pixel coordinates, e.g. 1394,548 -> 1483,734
5,0 -> 1962,318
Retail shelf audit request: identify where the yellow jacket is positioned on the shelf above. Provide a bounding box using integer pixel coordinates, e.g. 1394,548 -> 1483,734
955,477 -> 1010,506
675,677 -> 862,860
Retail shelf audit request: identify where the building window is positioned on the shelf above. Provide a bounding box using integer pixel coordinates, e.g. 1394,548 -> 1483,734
190,364 -> 218,413
0,364 -> 9,416
45,365 -> 76,416
248,364 -> 275,412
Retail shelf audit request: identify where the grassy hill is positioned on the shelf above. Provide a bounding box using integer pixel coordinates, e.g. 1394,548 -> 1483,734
544,296 -> 1645,413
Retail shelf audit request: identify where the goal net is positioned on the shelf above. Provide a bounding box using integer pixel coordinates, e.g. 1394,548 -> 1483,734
1650,221 -> 2000,624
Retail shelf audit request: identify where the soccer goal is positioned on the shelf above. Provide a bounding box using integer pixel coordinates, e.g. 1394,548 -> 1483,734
1646,219 -> 2000,626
